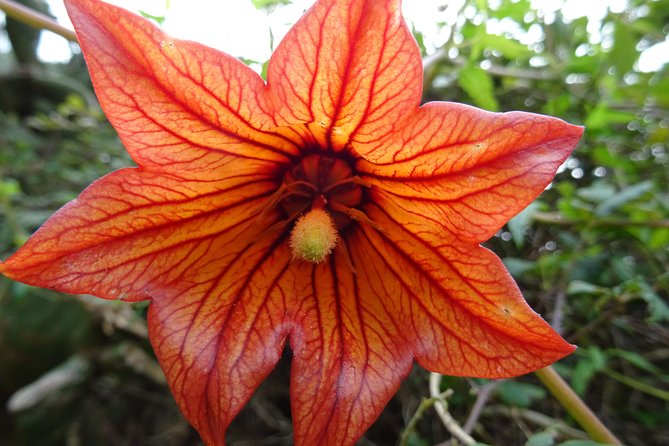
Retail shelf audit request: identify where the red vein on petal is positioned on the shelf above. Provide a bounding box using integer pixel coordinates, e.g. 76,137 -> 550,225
360,205 -> 568,354
324,0 -> 372,149
355,228 -> 491,360
103,69 -> 290,165
359,133 -> 576,181
123,24 -> 301,155
201,232 -> 290,440
74,2 -> 299,159
15,180 -> 276,273
369,159 -> 557,203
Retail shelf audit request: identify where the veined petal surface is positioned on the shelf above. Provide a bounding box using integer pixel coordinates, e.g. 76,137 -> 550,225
149,236 -> 293,445
0,169 -> 278,301
359,102 -> 584,243
268,0 -> 422,151
289,252 -> 412,445
66,0 -> 298,180
356,203 -> 575,376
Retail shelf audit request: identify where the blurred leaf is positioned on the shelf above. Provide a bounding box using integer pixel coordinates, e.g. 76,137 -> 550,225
503,257 -> 536,277
611,21 -> 638,77
558,441 -> 614,446
457,65 -> 499,111
585,104 -> 635,131
567,280 -> 604,295
595,181 -> 653,216
636,282 -> 669,323
0,283 -> 93,393
479,33 -> 532,59
577,182 -> 616,204
609,349 -> 662,375
497,381 -> 546,408
508,201 -> 542,248
572,347 -> 607,395
525,431 -> 556,446
139,11 -> 166,25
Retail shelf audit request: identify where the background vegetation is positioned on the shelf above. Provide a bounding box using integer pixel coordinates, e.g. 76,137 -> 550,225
0,0 -> 667,445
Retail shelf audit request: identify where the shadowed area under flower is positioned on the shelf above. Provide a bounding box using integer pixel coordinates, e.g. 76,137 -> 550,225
0,0 -> 583,444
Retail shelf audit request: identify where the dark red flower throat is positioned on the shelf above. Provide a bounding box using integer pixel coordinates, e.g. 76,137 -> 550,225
280,154 -> 366,231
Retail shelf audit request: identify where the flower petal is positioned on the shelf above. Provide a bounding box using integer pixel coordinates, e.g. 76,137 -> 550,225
148,236 -> 293,445
0,168 -> 278,301
355,202 -> 575,377
65,0 -> 298,179
267,0 -> 421,151
289,247 -> 412,446
359,102 -> 584,242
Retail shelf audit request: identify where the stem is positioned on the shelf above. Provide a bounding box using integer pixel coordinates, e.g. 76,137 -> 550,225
535,366 -> 622,445
0,0 -> 77,42
399,392 -> 445,446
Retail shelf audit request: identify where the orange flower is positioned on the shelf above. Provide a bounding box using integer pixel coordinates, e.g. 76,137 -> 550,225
0,0 -> 583,444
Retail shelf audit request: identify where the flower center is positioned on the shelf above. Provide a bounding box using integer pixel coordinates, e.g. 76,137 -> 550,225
280,154 -> 363,230
276,154 -> 366,263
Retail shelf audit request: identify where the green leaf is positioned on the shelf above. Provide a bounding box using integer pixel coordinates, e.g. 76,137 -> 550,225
572,347 -> 607,395
525,431 -> 556,446
507,201 -> 542,248
577,182 -> 616,204
457,65 -> 499,111
566,280 -> 604,295
609,349 -> 662,374
594,181 -> 653,216
497,381 -> 546,408
480,33 -> 532,59
139,11 -> 166,26
611,21 -> 638,77
585,104 -> 635,131
503,257 -> 536,277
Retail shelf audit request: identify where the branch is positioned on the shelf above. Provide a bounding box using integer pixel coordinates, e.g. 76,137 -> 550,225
429,373 -> 477,445
0,0 -> 77,42
462,380 -> 501,434
533,212 -> 669,228
423,48 -> 559,81
484,406 -> 588,440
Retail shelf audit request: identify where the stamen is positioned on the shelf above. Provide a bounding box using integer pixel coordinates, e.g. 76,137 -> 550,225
322,175 -> 371,194
249,206 -> 307,244
329,202 -> 384,233
254,181 -> 314,227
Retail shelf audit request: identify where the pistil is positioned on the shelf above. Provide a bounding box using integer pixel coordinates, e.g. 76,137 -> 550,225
289,208 -> 339,263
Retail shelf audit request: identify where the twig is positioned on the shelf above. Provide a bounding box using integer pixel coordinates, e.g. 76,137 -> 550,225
429,373 -> 477,446
551,290 -> 566,335
533,212 -> 669,228
0,0 -> 77,42
462,380 -> 501,434
484,405 -> 588,440
399,389 -> 451,446
423,48 -> 558,81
